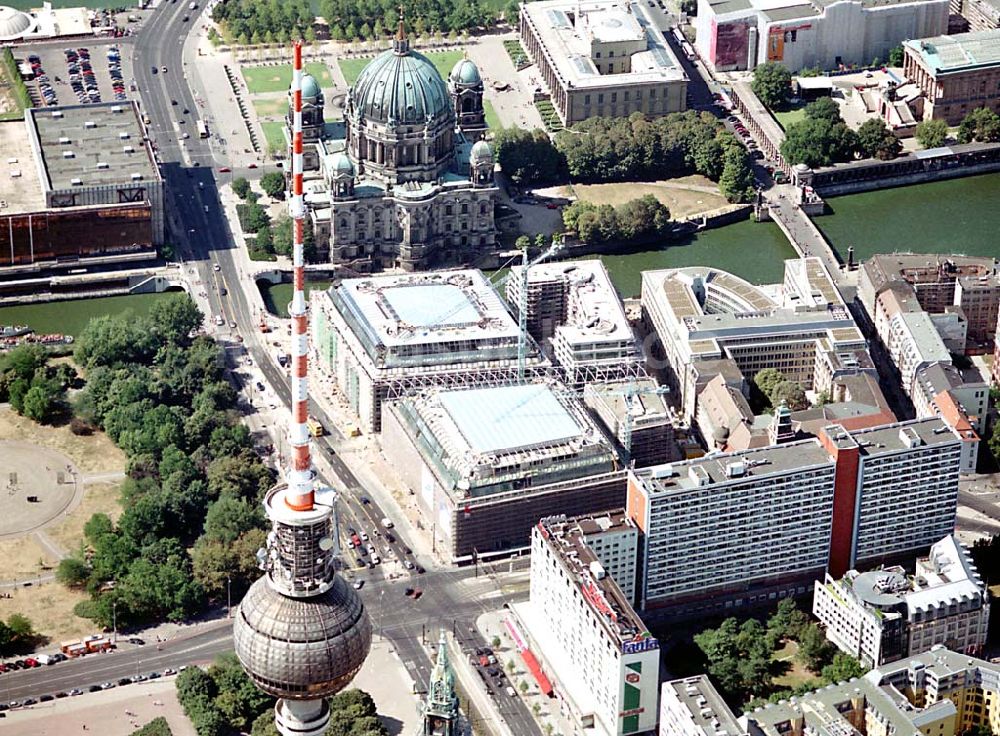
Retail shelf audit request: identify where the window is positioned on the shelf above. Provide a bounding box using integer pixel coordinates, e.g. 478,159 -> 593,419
611,92 -> 617,103
446,204 -> 453,215
609,50 -> 615,58
624,91 -> 630,101
598,93 -> 604,103
608,62 -> 614,73
585,94 -> 591,104
595,51 -> 601,58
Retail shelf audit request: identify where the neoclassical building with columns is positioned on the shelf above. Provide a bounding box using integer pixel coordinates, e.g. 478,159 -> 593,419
286,28 -> 498,271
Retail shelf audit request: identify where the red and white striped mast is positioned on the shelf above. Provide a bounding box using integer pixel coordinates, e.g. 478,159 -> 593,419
286,40 -> 314,512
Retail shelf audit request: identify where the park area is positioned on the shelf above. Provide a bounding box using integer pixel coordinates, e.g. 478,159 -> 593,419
553,175 -> 730,220
241,62 -> 332,94
0,403 -> 124,642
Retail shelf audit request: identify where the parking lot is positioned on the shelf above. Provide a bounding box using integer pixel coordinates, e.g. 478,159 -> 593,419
15,39 -> 135,110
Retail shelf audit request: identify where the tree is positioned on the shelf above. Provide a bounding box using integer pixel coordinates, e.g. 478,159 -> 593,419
232,177 -> 251,200
855,118 -> 901,160
915,119 -> 949,149
797,623 -> 834,672
260,172 -> 286,199
57,557 -> 91,588
781,117 -> 857,168
804,97 -> 842,125
888,45 -> 904,66
203,497 -> 265,543
767,597 -> 809,642
719,144 -> 756,203
493,127 -> 564,185
20,383 -> 58,422
753,368 -> 785,400
694,618 -> 773,701
770,380 -> 809,411
751,62 -> 792,110
514,235 -> 531,250
252,712 -> 280,736
958,108 -> 1000,143
245,203 -> 271,233
149,293 -> 203,346
821,652 -> 865,683
132,717 -> 174,736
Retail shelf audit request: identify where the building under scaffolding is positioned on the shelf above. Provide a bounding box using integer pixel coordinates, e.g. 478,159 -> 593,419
506,260 -> 643,386
584,378 -> 681,468
313,270 -> 550,431
381,380 -> 625,562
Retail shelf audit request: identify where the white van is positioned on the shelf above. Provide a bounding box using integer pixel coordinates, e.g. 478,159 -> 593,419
381,517 -> 394,529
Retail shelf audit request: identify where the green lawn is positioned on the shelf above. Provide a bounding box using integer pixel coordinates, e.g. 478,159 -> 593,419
484,100 -> 500,131
242,62 -> 332,94
773,105 -> 807,131
261,121 -> 287,153
0,291 -> 184,339
260,281 -> 332,318
252,96 -> 288,119
338,50 -> 465,86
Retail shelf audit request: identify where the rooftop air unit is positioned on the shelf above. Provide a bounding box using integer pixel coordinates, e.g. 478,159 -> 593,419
84,121 -> 96,129
51,110 -> 63,118
70,178 -> 82,185
58,136 -> 70,145
62,151 -> 74,158
725,461 -> 746,478
96,162 -> 109,169
130,173 -> 143,180
122,145 -> 134,153
119,132 -> 129,139
111,105 -> 123,113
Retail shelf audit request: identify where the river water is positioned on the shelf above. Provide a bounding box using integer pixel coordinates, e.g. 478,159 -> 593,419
601,173 -> 1000,297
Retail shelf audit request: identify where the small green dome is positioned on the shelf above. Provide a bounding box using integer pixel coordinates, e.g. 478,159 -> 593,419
351,48 -> 452,126
331,152 -> 354,176
300,73 -> 321,100
470,140 -> 493,163
450,58 -> 481,86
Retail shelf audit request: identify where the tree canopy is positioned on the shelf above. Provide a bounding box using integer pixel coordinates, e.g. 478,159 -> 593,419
751,62 -> 792,110
915,119 -> 948,149
493,127 -> 565,185
563,195 -> 672,245
259,172 -> 285,199
0,343 -> 73,423
855,118 -> 901,161
65,297 -> 275,628
958,107 -> 1000,144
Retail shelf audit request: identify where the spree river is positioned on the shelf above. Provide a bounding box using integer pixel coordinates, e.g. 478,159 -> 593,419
597,173 -> 1000,297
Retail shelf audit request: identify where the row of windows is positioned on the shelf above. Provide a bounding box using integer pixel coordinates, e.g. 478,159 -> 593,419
583,87 -> 659,105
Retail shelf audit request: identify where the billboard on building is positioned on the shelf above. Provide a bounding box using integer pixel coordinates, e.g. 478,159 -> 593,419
767,24 -> 811,62
712,19 -> 752,70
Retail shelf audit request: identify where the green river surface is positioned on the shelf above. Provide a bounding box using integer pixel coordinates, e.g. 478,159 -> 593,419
0,292 -> 182,338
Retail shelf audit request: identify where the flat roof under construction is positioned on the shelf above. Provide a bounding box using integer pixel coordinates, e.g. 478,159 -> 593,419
440,384 -> 583,453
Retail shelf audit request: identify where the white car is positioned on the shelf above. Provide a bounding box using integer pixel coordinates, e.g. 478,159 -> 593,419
367,544 -> 377,555
404,560 -> 415,570
370,554 -> 380,565
381,518 -> 394,529
212,263 -> 221,272
360,531 -> 369,542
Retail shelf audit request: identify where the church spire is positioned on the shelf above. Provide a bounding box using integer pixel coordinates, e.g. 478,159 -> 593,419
393,5 -> 410,55
421,631 -> 458,735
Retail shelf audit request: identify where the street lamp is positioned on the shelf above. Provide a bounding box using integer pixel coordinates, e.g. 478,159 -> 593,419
112,601 -> 117,645
227,577 -> 232,619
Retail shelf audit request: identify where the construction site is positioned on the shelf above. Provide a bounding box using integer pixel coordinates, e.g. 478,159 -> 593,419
312,255 -> 686,563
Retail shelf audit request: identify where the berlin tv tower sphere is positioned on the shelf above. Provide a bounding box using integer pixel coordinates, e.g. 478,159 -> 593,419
233,563 -> 371,698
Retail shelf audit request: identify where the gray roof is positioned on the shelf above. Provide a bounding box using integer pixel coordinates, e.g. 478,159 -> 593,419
29,101 -> 159,191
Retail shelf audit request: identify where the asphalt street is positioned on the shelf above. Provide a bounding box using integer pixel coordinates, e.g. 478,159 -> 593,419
25,6 -> 546,733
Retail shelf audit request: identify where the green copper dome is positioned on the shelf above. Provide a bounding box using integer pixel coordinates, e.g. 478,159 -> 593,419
351,47 -> 452,126
470,140 -> 493,163
450,58 -> 481,86
331,151 -> 354,176
300,73 -> 321,100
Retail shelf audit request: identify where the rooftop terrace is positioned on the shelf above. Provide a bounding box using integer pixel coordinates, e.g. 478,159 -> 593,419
0,120 -> 44,214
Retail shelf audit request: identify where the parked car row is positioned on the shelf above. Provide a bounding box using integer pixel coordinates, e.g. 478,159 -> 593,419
66,47 -> 101,105
0,652 -> 67,673
26,54 -> 56,106
107,45 -> 126,102
0,667 -> 183,710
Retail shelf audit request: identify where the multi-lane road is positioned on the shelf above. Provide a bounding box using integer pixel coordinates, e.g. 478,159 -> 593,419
0,5 -> 543,733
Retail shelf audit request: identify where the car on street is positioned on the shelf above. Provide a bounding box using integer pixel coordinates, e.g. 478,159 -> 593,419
381,517 -> 394,529
229,320 -> 237,328
212,263 -> 221,271
129,637 -> 145,645
148,672 -> 161,680
360,531 -> 369,541
118,678 -> 131,686
164,668 -> 177,676
352,580 -> 364,589
131,675 -> 146,683
219,287 -> 227,296
360,496 -> 371,505
69,688 -> 83,696
87,684 -> 102,692
56,691 -> 69,698
39,694 -> 54,702
151,66 -> 157,74
248,163 -> 258,169
161,66 -> 168,73
102,682 -> 116,689
370,554 -> 380,565
404,559 -> 414,570
219,167 -> 231,173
